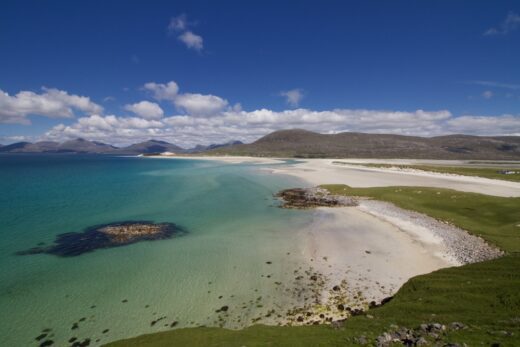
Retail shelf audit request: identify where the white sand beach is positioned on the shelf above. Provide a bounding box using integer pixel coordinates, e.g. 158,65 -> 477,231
148,155 -> 510,321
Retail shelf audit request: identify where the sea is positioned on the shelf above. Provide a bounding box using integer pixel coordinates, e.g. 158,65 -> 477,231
0,154 -> 315,346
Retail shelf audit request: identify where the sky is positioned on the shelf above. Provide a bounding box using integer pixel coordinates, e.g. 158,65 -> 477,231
0,0 -> 519,147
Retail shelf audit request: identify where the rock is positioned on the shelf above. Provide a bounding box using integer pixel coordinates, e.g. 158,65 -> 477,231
275,187 -> 358,209
416,337 -> 428,345
355,335 -> 368,345
332,285 -> 340,291
450,322 -> 466,330
216,305 -> 229,313
17,221 -> 187,257
380,296 -> 393,305
376,332 -> 393,346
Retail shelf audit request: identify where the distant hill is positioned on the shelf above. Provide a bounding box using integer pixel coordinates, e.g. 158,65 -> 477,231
0,139 -> 176,154
209,129 -> 520,160
184,140 -> 244,153
0,139 -> 116,154
116,140 -> 184,155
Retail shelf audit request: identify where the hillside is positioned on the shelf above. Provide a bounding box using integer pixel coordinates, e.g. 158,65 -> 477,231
210,129 -> 520,159
116,140 -> 184,155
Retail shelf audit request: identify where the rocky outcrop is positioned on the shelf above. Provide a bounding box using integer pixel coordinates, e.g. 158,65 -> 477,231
275,187 -> 357,209
17,221 -> 186,257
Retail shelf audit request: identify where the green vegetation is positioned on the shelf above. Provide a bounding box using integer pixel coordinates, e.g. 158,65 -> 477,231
337,162 -> 520,183
106,186 -> 520,347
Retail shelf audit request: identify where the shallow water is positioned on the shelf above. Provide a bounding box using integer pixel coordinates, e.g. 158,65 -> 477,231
0,155 -> 314,346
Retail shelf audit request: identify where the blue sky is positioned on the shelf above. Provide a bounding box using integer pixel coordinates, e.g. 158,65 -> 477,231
1,0 -> 519,146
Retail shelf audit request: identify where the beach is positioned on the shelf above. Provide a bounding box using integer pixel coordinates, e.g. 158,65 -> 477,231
148,155 -> 511,323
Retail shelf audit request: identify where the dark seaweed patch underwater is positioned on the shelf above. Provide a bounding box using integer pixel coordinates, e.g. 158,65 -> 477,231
16,221 -> 187,257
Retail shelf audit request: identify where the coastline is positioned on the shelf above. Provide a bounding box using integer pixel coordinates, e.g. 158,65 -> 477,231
138,155 -> 508,326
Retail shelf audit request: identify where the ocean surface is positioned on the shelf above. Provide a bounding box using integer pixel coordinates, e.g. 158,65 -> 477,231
0,155 -> 314,346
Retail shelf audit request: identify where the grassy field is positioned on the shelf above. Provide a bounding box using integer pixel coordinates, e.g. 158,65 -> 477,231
106,186 -> 520,347
336,162 -> 520,182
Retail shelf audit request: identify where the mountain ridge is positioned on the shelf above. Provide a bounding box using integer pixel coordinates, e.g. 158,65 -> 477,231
209,129 -> 520,160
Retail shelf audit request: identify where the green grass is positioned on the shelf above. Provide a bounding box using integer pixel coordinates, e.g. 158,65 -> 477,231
106,186 -> 520,347
337,162 -> 520,182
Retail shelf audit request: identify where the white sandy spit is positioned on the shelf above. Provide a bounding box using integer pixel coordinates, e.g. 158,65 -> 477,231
268,158 -> 520,197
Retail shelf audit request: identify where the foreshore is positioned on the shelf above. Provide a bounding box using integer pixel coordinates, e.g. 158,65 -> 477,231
145,154 -> 511,325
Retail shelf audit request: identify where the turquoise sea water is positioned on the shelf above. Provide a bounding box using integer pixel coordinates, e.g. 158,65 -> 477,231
0,155 -> 313,346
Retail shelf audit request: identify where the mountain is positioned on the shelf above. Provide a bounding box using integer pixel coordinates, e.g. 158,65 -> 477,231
184,140 -> 244,153
0,139 -> 115,154
209,129 -> 520,160
117,140 -> 184,155
0,138 -> 184,155
56,139 -> 117,153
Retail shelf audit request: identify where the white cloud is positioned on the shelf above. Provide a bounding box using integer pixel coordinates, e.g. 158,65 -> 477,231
482,90 -> 494,99
484,11 -> 520,36
174,93 -> 228,115
143,81 -> 179,101
142,81 -> 228,115
469,80 -> 520,90
168,14 -> 188,32
43,106 -> 520,148
280,89 -> 304,107
178,31 -> 203,51
0,87 -> 103,124
446,114 -> 520,135
124,101 -> 164,119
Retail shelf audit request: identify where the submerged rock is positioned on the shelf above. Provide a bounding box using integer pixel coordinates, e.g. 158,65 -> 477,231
16,221 -> 187,257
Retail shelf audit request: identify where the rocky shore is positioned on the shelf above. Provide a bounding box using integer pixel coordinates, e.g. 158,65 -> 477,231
358,200 -> 504,264
277,187 -> 503,265
275,187 -> 357,209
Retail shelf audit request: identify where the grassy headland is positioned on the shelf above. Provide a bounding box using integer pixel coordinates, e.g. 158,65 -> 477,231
106,186 -> 520,347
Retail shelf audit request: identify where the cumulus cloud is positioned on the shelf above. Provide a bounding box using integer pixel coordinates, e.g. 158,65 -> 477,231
167,14 -> 204,52
143,81 -> 179,101
0,87 -> 103,124
142,81 -> 228,116
484,11 -> 520,36
280,89 -> 304,107
174,93 -> 228,115
43,107 -> 520,148
124,101 -> 164,119
178,31 -> 203,51
45,114 -> 164,143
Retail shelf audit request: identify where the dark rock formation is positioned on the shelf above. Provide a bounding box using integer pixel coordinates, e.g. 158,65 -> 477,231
16,221 -> 186,257
275,187 -> 357,209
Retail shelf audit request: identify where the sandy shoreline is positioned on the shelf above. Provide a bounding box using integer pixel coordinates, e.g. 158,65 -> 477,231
146,155 -> 509,324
